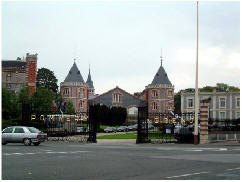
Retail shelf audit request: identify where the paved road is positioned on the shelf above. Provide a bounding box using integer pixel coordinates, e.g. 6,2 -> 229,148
2,140 -> 240,180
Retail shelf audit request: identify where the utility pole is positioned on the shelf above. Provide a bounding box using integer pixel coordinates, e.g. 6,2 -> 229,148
194,1 -> 199,145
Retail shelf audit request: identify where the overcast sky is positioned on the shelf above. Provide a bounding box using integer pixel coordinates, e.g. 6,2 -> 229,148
1,1 -> 240,94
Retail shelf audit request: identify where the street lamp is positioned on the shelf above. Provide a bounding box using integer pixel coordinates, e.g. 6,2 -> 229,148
194,1 -> 199,145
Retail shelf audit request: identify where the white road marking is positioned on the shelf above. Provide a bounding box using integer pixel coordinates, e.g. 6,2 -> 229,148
226,168 -> 240,171
185,149 -> 203,152
69,151 -> 90,153
166,171 -> 209,179
3,151 -> 90,156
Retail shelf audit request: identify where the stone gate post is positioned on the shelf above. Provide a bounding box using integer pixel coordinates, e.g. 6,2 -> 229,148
199,98 -> 210,144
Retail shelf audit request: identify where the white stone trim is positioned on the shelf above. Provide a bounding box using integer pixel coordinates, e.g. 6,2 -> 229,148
219,111 -> 226,120
186,97 -> 194,109
235,96 -> 240,108
218,96 -> 226,109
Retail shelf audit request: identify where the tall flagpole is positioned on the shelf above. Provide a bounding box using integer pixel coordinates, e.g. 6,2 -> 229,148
194,1 -> 199,145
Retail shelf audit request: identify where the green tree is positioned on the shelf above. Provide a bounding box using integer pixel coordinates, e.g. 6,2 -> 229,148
17,85 -> 30,103
32,87 -> 55,115
16,57 -> 22,60
65,101 -> 75,114
174,92 -> 181,113
2,88 -> 21,128
31,88 -> 55,128
36,67 -> 58,93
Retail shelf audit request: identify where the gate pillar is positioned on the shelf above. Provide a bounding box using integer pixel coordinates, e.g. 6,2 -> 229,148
199,98 -> 210,144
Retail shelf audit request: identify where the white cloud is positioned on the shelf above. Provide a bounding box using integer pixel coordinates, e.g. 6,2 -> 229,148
170,46 -> 240,92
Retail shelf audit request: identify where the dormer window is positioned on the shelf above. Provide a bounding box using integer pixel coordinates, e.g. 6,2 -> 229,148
113,93 -> 122,103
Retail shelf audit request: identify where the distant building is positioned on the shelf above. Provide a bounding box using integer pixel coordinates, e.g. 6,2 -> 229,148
61,55 -> 175,117
89,86 -> 146,115
86,67 -> 95,96
180,84 -> 240,120
2,53 -> 37,96
140,57 -> 175,114
60,61 -> 94,113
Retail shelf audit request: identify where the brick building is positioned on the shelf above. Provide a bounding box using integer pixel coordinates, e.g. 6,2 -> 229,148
60,61 -> 94,113
2,53 -> 37,96
139,57 -> 174,114
60,57 -> 174,116
89,86 -> 146,115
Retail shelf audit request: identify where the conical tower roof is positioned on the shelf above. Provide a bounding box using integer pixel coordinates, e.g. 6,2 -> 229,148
151,60 -> 172,85
86,67 -> 94,88
64,62 -> 84,82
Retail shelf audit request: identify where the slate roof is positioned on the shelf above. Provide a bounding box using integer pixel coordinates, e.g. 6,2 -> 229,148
86,68 -> 94,88
2,60 -> 26,69
151,62 -> 172,85
64,62 -> 84,82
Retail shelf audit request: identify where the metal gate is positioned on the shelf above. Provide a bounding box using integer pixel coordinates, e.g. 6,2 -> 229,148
136,106 -> 199,144
136,106 -> 150,144
21,100 -> 97,143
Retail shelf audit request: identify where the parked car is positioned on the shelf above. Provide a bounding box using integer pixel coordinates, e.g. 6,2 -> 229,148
127,125 -> 135,131
104,127 -> 117,133
148,123 -> 154,130
117,126 -> 128,132
2,126 -> 47,146
77,127 -> 84,133
132,124 -> 138,130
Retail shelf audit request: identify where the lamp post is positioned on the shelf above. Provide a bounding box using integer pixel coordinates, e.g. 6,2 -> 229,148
194,1 -> 199,145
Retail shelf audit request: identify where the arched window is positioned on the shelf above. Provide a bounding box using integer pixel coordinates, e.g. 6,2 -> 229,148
128,106 -> 138,115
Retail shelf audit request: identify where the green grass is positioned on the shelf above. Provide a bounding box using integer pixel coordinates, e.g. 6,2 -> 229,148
97,133 -> 137,139
99,125 -> 121,130
97,133 -> 175,140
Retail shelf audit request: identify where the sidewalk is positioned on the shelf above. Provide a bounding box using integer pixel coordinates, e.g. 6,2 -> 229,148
96,139 -> 240,146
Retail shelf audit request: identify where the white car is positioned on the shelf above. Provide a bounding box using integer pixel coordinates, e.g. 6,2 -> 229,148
2,126 -> 47,146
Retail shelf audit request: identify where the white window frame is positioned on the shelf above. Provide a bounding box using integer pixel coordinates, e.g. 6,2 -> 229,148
79,88 -> 85,98
113,93 -> 121,103
80,100 -> 84,109
152,90 -> 158,98
235,97 -> 240,108
152,102 -> 158,110
64,88 -> 69,97
219,97 -> 226,109
219,111 -> 226,120
236,111 -> 240,119
187,98 -> 194,108
168,90 -> 173,98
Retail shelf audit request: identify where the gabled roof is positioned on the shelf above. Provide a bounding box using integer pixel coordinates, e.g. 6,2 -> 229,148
89,86 -> 145,103
86,68 -> 94,89
151,62 -> 172,85
2,60 -> 26,69
64,62 -> 84,83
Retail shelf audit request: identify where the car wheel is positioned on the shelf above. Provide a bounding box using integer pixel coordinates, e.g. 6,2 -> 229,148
33,142 -> 40,146
23,138 -> 31,146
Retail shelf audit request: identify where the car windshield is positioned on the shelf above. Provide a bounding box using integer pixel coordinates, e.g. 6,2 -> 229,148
27,127 -> 41,133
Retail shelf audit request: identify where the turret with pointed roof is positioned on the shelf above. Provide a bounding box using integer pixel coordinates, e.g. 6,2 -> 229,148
151,60 -> 172,86
60,60 -> 89,113
64,62 -> 84,82
145,56 -> 174,114
86,66 -> 95,96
